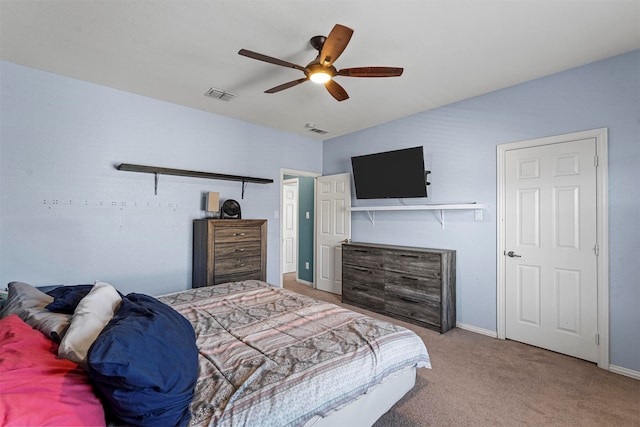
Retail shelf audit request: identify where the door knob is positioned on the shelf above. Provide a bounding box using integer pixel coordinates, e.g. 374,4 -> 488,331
507,251 -> 522,258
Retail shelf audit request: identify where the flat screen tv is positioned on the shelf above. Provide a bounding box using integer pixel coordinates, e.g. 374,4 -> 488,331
351,146 -> 429,199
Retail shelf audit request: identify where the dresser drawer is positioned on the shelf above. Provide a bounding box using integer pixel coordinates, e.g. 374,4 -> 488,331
214,270 -> 262,285
215,255 -> 262,275
343,264 -> 384,285
384,251 -> 441,278
385,270 -> 441,302
385,293 -> 441,328
342,282 -> 385,311
215,241 -> 262,259
214,226 -> 262,243
343,246 -> 384,269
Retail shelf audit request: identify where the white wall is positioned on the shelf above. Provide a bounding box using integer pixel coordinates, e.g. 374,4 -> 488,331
323,51 -> 640,372
0,61 -> 322,296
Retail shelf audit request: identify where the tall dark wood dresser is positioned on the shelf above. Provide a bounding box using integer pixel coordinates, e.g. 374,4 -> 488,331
192,219 -> 267,287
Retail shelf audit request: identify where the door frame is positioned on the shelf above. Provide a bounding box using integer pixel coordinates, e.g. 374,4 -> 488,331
278,168 -> 321,288
496,128 -> 609,369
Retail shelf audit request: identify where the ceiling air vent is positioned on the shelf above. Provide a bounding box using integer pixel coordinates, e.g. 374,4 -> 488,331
204,87 -> 237,102
307,127 -> 329,135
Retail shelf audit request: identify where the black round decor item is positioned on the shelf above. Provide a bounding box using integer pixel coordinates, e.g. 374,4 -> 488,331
221,199 -> 241,219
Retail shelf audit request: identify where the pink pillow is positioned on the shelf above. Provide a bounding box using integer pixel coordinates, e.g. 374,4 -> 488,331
0,314 -> 106,426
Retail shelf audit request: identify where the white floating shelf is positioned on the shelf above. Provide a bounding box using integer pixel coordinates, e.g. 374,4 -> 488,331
349,203 -> 484,212
348,203 -> 486,229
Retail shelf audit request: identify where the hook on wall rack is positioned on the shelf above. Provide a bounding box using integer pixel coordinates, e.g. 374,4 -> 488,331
116,163 -> 273,199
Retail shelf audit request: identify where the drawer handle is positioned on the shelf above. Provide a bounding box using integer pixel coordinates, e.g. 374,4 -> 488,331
234,248 -> 245,252
399,254 -> 419,258
354,249 -> 369,253
401,276 -> 419,281
400,295 -> 421,303
353,286 -> 369,292
235,263 -> 246,267
234,232 -> 246,236
352,266 -> 370,272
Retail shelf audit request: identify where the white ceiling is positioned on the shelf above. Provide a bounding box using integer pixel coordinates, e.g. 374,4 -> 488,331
1,1 -> 639,140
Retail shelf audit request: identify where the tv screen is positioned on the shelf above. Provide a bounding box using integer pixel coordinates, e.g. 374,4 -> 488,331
351,146 -> 428,199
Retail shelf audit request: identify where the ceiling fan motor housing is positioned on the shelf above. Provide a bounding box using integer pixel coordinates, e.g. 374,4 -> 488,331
309,35 -> 326,51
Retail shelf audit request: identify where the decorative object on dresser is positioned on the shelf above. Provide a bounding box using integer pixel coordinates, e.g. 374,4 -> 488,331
192,219 -> 267,287
204,192 -> 220,218
220,199 -> 242,219
342,242 -> 456,333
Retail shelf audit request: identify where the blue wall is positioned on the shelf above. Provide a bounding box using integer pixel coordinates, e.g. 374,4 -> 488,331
2,50 -> 638,373
296,176 -> 315,282
324,51 -> 640,372
0,61 -> 322,296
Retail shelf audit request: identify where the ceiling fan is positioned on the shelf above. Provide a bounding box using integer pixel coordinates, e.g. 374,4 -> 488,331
238,24 -> 403,101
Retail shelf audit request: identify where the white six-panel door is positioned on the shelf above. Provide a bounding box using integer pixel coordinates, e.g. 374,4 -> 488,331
315,173 -> 351,295
505,138 -> 598,362
282,179 -> 298,274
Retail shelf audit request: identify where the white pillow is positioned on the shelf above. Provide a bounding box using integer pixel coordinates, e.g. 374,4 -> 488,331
58,281 -> 122,369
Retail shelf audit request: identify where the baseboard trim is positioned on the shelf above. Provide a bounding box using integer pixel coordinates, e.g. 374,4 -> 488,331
456,322 -> 498,338
295,277 -> 313,286
609,364 -> 640,380
456,325 -> 638,380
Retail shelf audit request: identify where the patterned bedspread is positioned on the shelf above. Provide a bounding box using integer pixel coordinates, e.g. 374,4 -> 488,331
158,280 -> 431,427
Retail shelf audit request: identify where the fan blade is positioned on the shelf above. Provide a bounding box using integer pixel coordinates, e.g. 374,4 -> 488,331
319,24 -> 353,66
238,49 -> 307,72
265,77 -> 309,94
337,67 -> 404,77
325,80 -> 349,101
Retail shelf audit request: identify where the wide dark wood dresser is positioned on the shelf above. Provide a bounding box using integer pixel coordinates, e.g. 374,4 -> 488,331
342,242 -> 456,333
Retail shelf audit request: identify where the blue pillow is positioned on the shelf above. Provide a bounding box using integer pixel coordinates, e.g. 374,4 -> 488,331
87,293 -> 198,427
45,284 -> 93,314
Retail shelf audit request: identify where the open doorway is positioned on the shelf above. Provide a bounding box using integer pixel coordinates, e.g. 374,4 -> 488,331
279,169 -> 320,288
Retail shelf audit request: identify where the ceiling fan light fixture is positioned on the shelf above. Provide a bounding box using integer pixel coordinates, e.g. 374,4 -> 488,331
239,24 -> 402,101
309,71 -> 331,84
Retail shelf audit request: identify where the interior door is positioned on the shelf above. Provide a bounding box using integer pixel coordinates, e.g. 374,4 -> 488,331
505,138 -> 598,362
282,179 -> 298,274
315,173 -> 351,294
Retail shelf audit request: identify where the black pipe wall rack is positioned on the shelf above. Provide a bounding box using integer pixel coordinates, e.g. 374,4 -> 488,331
116,163 -> 273,198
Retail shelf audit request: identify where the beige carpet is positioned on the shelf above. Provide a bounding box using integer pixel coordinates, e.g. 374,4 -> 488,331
283,274 -> 639,427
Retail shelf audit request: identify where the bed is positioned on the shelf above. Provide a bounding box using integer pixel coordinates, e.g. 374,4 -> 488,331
0,279 -> 431,426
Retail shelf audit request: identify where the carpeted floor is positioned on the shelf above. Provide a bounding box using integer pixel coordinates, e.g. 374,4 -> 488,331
283,274 -> 640,427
